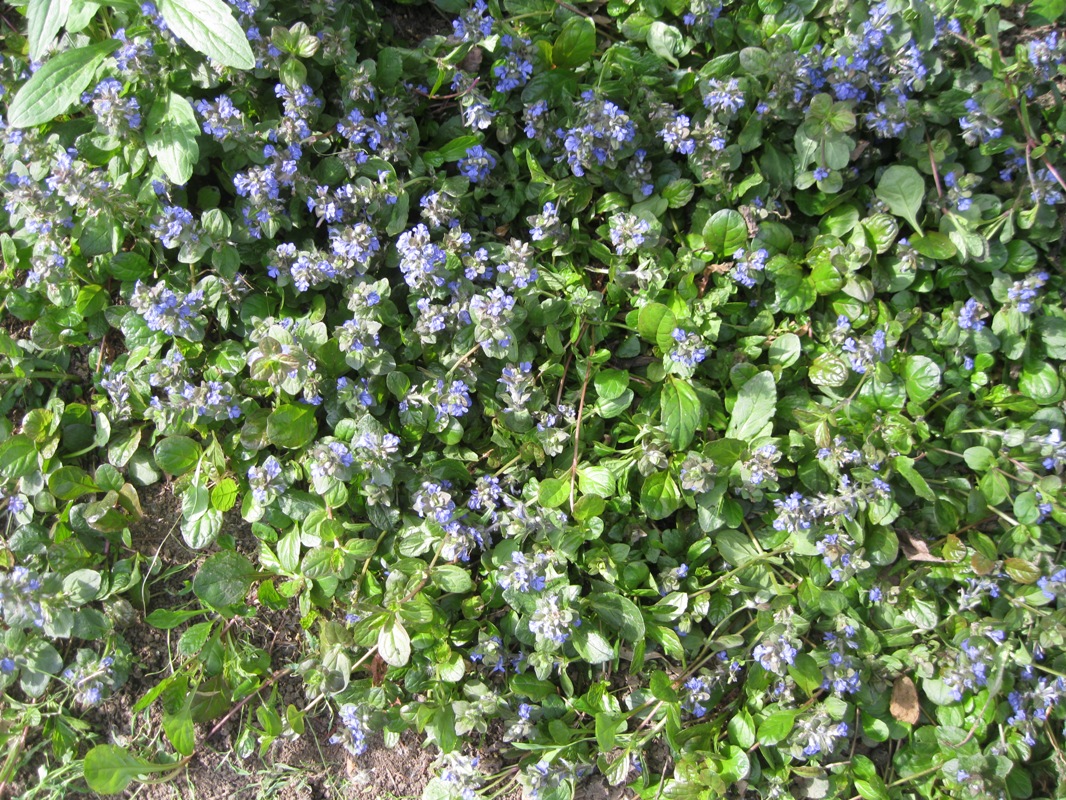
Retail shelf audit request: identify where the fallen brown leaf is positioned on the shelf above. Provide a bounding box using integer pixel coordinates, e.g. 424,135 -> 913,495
899,531 -> 946,562
890,675 -> 920,724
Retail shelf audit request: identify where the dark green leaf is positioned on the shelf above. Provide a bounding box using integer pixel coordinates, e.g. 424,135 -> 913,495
153,436 -> 202,476
553,17 -> 596,69
902,356 -> 941,404
703,209 -> 748,257
590,593 -> 646,641
267,404 -> 317,449
83,745 -> 156,794
192,550 -> 257,608
757,710 -> 796,745
572,628 -> 615,663
48,466 -> 97,500
0,435 -> 39,479
661,378 -> 700,450
641,471 -> 681,520
537,477 -> 570,508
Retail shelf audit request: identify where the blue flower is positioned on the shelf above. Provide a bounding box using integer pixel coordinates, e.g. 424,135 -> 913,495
668,328 -> 708,371
702,78 -> 745,115
329,704 -> 369,756
453,0 -> 494,42
957,298 -> 985,330
458,145 -> 496,183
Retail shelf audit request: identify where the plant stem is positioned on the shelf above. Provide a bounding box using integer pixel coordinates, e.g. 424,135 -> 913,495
205,667 -> 293,742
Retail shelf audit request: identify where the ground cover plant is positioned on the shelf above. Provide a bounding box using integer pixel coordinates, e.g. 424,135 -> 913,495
0,0 -> 1065,796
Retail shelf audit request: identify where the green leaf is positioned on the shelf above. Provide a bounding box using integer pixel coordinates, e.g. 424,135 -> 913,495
146,608 -> 204,629
757,710 -> 797,745
594,369 -> 630,401
153,436 -> 202,476
1029,0 -> 1066,22
703,209 -> 748,257
854,775 -> 891,800
577,466 -> 615,498
650,670 -> 678,701
552,17 -> 596,69
158,0 -> 255,69
768,333 -> 801,368
809,353 -> 849,387
637,302 -> 676,345
62,569 -> 102,604
875,165 -> 925,234
192,550 -> 257,608
595,711 -> 625,751
267,404 -> 317,449
177,622 -> 214,659
963,446 -> 996,472
715,529 -> 761,567
48,466 -> 97,500
0,435 -> 39,479
511,673 -> 558,701
647,21 -> 687,66
590,593 -> 646,642
893,456 -> 935,501
537,477 -> 570,508
728,709 -> 756,749
572,628 -> 615,663
163,706 -> 195,756
28,0 -> 72,61
378,618 -> 411,667
725,371 -> 776,441
182,508 -> 223,549
908,232 -> 956,260
437,135 -> 481,161
902,356 -> 941,404
145,93 -> 200,185
661,378 -> 701,450
641,471 -> 681,520
7,40 -> 118,128
1020,361 -> 1063,405
83,745 -> 158,794
211,478 -> 238,512
432,564 -> 473,593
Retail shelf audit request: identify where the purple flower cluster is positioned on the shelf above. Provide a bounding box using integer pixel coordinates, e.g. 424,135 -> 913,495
835,317 -> 888,374
453,0 -> 494,42
497,551 -> 551,592
608,212 -> 651,255
957,298 -> 985,330
398,224 -> 449,293
130,280 -> 205,339
82,78 -> 141,134
63,654 -> 115,707
494,36 -> 534,93
458,145 -> 496,183
434,379 -> 473,420
248,456 -> 287,505
150,205 -> 200,250
1007,271 -> 1050,314
557,92 -> 635,178
195,95 -> 245,142
731,247 -> 769,288
329,704 -> 369,756
668,328 -> 708,372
